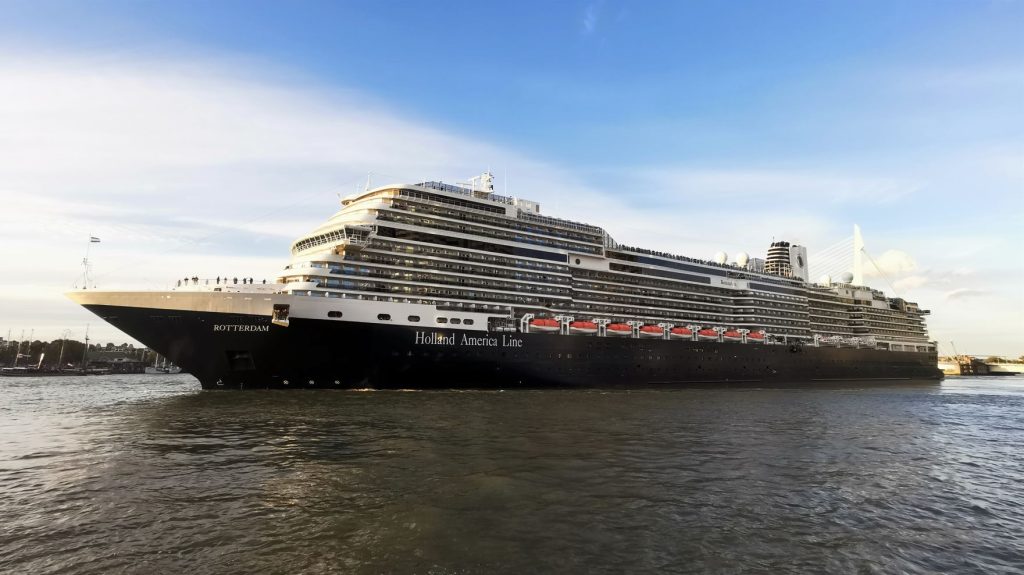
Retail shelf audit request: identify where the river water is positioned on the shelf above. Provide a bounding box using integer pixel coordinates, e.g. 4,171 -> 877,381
1,375 -> 1023,574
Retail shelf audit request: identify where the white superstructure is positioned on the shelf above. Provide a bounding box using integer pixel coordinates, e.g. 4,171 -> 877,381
262,173 -> 934,351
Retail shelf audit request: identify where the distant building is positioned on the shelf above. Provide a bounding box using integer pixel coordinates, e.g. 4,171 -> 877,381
87,350 -> 146,374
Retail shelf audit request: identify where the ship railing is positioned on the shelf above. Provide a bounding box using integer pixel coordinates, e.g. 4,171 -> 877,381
416,181 -> 517,206
173,279 -> 283,293
516,211 -> 605,235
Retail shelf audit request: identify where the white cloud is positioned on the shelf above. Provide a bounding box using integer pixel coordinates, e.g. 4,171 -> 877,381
893,275 -> 930,291
944,288 -> 989,301
863,249 -> 917,278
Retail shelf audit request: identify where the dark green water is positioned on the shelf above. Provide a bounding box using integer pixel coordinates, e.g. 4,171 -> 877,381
2,375 -> 1023,574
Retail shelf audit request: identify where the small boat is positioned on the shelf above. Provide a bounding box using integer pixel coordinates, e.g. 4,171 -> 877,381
606,323 -> 632,336
568,320 -> 598,335
528,318 -> 560,333
145,365 -> 183,374
723,330 -> 743,341
746,332 -> 765,343
697,329 -> 719,340
638,325 -> 664,338
669,327 -> 693,339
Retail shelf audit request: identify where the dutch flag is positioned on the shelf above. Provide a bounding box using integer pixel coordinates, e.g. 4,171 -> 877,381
90,237 -> 101,243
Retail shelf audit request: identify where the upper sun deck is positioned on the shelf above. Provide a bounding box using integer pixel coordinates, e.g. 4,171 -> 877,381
339,176 -> 608,238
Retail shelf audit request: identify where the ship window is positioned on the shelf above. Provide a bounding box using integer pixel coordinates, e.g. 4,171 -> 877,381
378,313 -> 391,321
463,319 -> 474,326
436,317 -> 448,324
328,311 -> 342,318
408,315 -> 421,322
450,318 -> 462,325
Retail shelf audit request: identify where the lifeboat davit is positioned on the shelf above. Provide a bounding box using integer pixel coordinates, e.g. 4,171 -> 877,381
723,330 -> 743,341
639,325 -> 664,338
669,327 -> 693,339
606,323 -> 632,336
747,332 -> 765,343
568,320 -> 598,335
528,318 -> 560,333
697,329 -> 719,340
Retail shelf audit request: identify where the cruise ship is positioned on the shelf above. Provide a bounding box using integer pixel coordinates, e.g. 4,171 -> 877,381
68,172 -> 942,389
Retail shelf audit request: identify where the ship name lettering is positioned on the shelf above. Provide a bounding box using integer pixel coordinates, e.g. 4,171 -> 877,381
213,324 -> 270,332
461,334 -> 498,347
501,335 -> 523,347
414,331 -> 523,348
414,331 -> 455,345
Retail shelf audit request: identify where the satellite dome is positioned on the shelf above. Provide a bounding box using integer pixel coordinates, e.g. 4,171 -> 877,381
818,274 -> 832,286
713,251 -> 728,264
839,272 -> 854,283
735,252 -> 750,266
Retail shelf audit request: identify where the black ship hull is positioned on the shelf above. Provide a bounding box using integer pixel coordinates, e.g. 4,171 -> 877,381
83,304 -> 943,390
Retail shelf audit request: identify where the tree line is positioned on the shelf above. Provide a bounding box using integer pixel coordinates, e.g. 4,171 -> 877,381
0,339 -> 154,368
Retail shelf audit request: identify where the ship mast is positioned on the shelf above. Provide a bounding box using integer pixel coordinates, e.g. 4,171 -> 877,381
13,329 -> 24,367
81,324 -> 90,372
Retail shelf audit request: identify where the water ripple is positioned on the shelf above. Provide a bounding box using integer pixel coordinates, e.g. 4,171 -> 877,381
2,375 -> 1024,573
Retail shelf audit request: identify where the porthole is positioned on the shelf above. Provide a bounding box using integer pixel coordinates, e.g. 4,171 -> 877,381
450,318 -> 462,325
328,311 -> 342,318
463,319 -> 474,326
408,315 -> 421,322
436,317 -> 448,324
378,313 -> 391,321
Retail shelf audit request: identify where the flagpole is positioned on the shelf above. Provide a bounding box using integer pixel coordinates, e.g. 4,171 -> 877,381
82,235 -> 91,289
82,235 -> 100,289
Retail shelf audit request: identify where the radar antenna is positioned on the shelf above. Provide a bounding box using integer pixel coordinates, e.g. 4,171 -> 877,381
463,171 -> 495,199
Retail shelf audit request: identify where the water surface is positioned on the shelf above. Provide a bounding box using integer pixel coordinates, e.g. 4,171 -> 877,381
2,375 -> 1023,574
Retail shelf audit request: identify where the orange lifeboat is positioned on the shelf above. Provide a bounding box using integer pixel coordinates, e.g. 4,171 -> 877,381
528,318 -> 560,333
568,320 -> 598,335
639,325 -> 664,338
606,323 -> 632,336
669,327 -> 693,339
723,330 -> 743,341
747,331 -> 765,343
697,329 -> 719,340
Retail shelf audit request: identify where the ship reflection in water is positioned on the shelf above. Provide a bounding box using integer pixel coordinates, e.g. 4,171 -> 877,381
2,375 -> 1023,574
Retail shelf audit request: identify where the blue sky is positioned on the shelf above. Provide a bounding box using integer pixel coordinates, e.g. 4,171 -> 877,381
0,1 -> 1021,354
